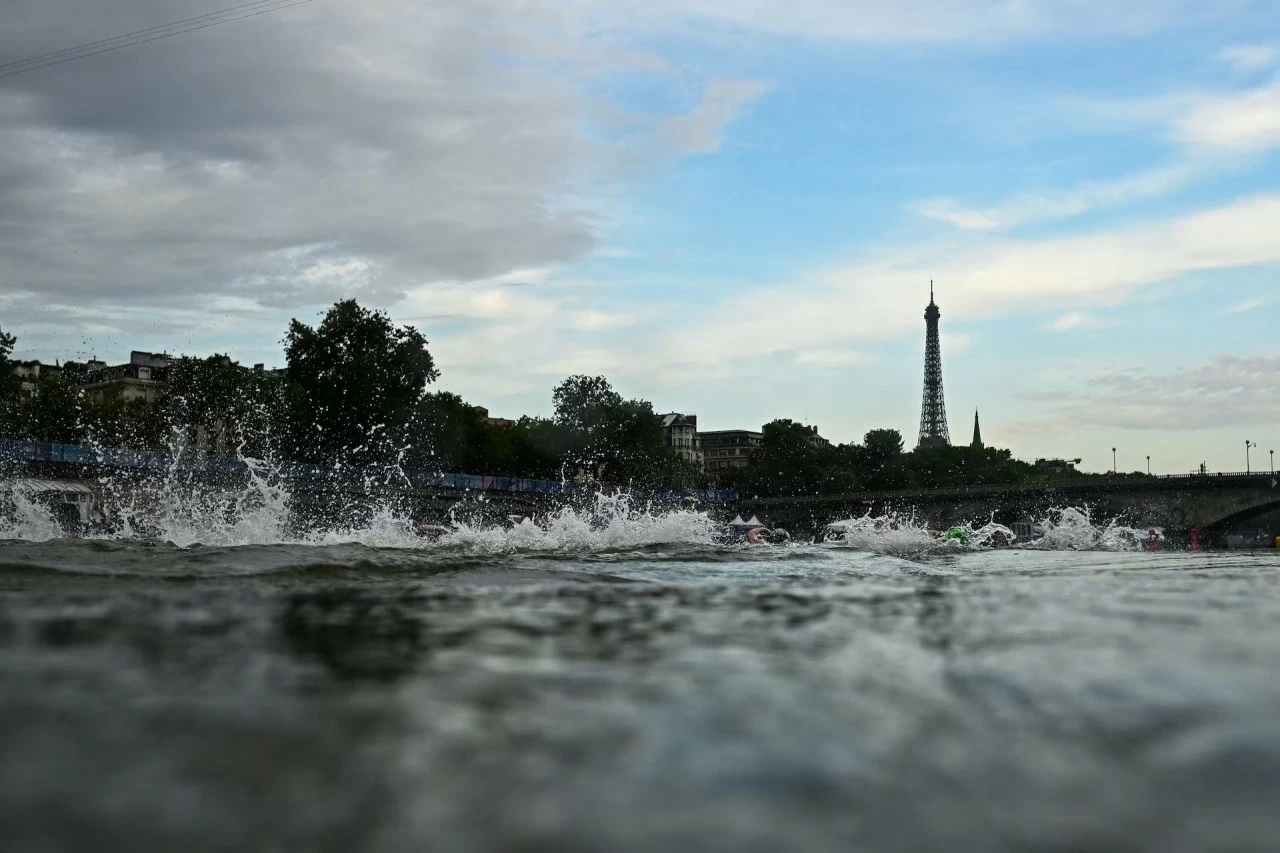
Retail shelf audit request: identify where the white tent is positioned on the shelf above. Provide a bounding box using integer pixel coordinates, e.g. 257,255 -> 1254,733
4,479 -> 98,524
8,479 -> 94,496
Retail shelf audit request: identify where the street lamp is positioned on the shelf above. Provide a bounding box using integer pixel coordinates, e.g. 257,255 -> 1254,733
1246,440 -> 1257,474
1147,455 -> 1151,476
1272,449 -> 1275,475
1112,447 -> 1117,474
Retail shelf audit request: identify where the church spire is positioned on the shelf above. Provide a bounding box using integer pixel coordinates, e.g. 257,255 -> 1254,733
971,408 -> 983,450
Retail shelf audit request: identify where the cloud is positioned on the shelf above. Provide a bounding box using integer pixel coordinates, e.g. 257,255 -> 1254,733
1021,355 -> 1280,431
790,348 -> 878,368
659,78 -> 774,156
1072,68 -> 1280,153
485,268 -> 557,288
383,273 -> 665,402
569,310 -> 637,331
1172,79 -> 1280,151
912,165 -> 1194,231
635,194 -> 1280,378
1046,312 -> 1088,331
1219,44 -> 1280,75
629,0 -> 1256,44
416,192 -> 1280,405
1045,311 -> 1102,331
0,1 -> 600,314
912,63 -> 1280,233
910,201 -> 1001,231
0,0 -> 769,337
1221,296 -> 1268,314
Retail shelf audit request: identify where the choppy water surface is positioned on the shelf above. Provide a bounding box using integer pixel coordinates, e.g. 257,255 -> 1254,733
2,509 -> 1279,852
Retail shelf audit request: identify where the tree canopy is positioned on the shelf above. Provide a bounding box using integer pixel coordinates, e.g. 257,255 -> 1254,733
864,429 -> 904,461
18,375 -> 83,443
284,300 -> 439,465
721,420 -> 1086,498
165,355 -> 283,458
553,375 -> 623,435
0,328 -> 19,434
549,375 -> 687,483
0,329 -> 18,400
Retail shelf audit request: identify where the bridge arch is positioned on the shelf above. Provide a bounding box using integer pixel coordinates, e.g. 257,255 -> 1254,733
1203,499 -> 1280,532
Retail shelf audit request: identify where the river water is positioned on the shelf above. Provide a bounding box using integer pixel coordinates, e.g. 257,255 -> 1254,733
2,498 -> 1279,852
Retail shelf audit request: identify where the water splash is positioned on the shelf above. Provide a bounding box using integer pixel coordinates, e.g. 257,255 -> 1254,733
823,513 -> 940,554
5,448 -> 1161,558
2,462 -> 721,554
823,513 -> 1016,556
99,453 -> 294,547
1022,507 -> 1157,552
0,481 -> 66,542
823,507 -> 1163,554
440,492 -> 719,553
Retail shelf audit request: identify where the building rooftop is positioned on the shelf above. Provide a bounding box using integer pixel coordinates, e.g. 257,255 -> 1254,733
129,351 -> 173,368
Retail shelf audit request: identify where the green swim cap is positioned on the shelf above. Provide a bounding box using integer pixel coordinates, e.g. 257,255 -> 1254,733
946,527 -> 968,540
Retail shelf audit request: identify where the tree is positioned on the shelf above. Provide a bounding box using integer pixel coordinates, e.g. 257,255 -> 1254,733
0,328 -> 18,400
860,428 -> 908,489
408,392 -> 496,474
0,328 -> 19,435
863,429 -> 904,461
731,419 -> 838,497
164,355 -> 282,457
549,375 -> 672,482
904,445 -> 1043,490
553,375 -> 624,434
20,375 -> 85,443
82,396 -> 167,450
284,300 -> 439,465
512,416 -> 576,479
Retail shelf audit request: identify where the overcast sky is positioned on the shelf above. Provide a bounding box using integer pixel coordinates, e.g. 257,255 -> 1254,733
3,0 -> 1279,473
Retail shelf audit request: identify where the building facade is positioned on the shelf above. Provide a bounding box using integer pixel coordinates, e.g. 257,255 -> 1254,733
9,360 -> 64,400
661,413 -> 703,470
1034,458 -> 1081,474
80,351 -> 172,403
252,363 -> 288,380
700,429 -> 763,473
804,426 -> 831,448
472,406 -> 517,429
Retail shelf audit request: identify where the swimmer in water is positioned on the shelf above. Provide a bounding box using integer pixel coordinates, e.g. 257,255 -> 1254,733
414,522 -> 450,540
745,526 -> 791,545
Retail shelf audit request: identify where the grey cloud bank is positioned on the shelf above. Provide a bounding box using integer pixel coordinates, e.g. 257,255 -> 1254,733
0,0 -> 613,325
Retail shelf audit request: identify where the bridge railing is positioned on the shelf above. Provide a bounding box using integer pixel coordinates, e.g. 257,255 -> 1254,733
1149,471 -> 1275,480
736,470 -> 1278,507
0,439 -> 737,504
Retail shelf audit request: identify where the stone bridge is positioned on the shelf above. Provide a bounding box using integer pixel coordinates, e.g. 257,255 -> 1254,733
727,473 -> 1280,538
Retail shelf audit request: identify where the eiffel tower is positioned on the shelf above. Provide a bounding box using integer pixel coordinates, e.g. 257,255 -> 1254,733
917,282 -> 951,449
